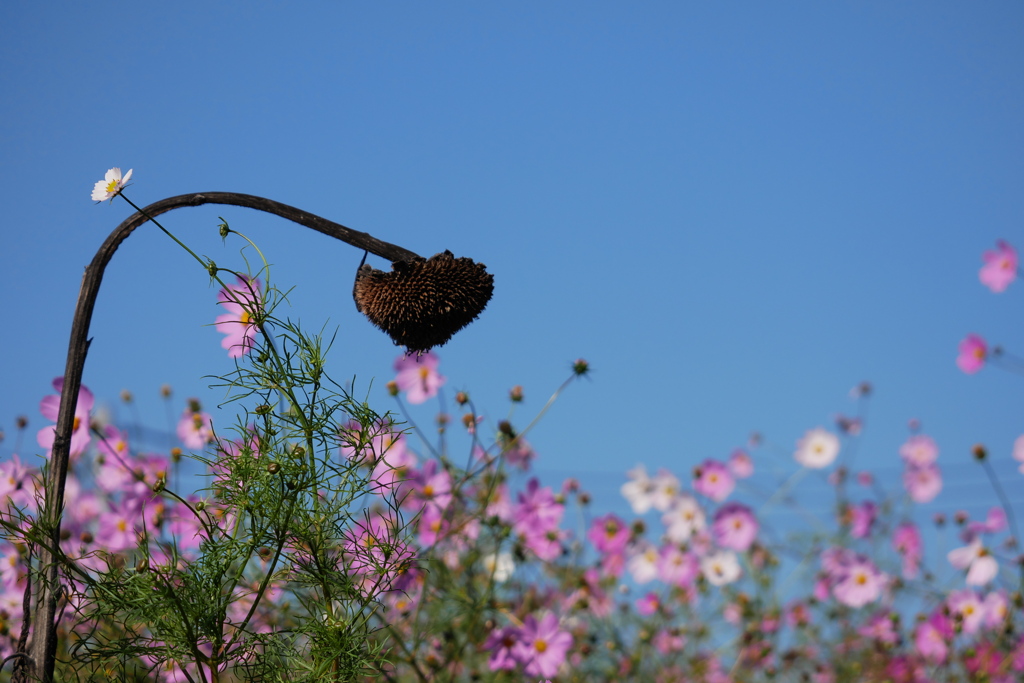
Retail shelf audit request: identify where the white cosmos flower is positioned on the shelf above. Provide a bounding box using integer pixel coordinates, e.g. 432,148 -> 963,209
481,551 -> 515,583
701,550 -> 742,586
948,539 -> 998,586
91,167 -> 133,202
794,428 -> 840,469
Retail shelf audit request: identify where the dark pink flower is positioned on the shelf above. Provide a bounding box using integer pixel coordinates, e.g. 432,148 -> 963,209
483,625 -> 521,672
215,275 -> 262,358
393,352 -> 445,404
956,334 -> 987,374
513,612 -> 572,678
635,592 -> 661,616
587,513 -> 630,555
979,240 -> 1018,293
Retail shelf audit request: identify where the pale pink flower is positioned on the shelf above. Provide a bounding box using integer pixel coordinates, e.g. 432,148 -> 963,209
650,469 -> 681,511
956,334 -> 987,374
712,503 -> 758,551
983,591 -> 1009,629
832,558 -> 885,608
848,500 -> 877,539
728,449 -> 753,478
1014,435 -> 1024,474
794,428 -> 840,469
177,399 -> 214,450
979,240 -> 1018,293
693,459 -> 734,502
215,275 -> 263,358
662,494 -> 705,543
914,611 -> 953,663
899,434 -> 938,467
892,522 -> 922,579
91,167 -> 133,202
37,377 -> 94,459
948,538 -> 998,586
393,352 -> 445,404
657,545 -> 699,587
903,463 -> 942,503
947,589 -> 986,634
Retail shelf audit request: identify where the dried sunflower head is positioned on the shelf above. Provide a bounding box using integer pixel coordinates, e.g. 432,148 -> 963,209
353,250 -> 494,353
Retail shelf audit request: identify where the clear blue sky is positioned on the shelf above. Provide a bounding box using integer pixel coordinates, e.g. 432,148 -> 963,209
1,2 -> 1022,523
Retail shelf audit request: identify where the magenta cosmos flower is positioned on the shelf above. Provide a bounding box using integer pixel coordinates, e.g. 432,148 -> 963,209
587,513 -> 630,555
512,612 -> 573,678
393,352 -> 446,404
979,240 -> 1018,293
956,334 -> 987,374
215,275 -> 263,358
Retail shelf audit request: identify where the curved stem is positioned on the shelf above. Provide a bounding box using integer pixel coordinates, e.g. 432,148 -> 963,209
27,192 -> 421,683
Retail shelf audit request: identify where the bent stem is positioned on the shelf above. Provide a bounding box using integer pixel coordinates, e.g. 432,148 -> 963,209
24,192 -> 423,683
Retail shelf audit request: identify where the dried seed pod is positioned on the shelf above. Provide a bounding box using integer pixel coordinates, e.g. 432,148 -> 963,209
353,250 -> 494,353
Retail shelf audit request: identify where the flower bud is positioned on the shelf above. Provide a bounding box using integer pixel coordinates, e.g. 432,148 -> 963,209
218,220 -> 231,239
206,259 -> 219,277
15,416 -> 28,429
170,447 -> 182,463
267,462 -> 281,475
255,404 -> 273,416
572,358 -> 590,376
455,391 -> 469,405
136,559 -> 149,573
160,384 -> 172,398
120,389 -> 133,403
509,385 -> 524,402
971,444 -> 987,461
387,381 -> 399,397
497,420 -> 515,437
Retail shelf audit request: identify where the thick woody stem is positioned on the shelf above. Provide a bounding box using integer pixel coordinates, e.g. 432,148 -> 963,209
24,192 -> 419,683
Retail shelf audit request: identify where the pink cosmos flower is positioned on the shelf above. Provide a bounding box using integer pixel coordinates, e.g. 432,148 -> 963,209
965,506 -> 1008,538
979,240 -> 1018,293
948,538 -> 998,586
794,428 -> 840,469
712,503 -> 758,551
215,275 -> 263,358
899,434 -> 938,467
177,399 -> 213,450
0,455 -> 35,510
693,459 -> 734,502
832,557 -> 885,608
657,545 -> 700,588
956,334 -> 987,374
635,592 -> 661,616
1014,435 -> 1024,474
728,449 -> 753,478
405,460 -> 453,515
914,611 -> 953,663
892,522 -> 922,579
947,589 -> 986,634
902,463 -> 942,503
858,611 -> 899,646
662,494 -> 706,543
587,513 -> 630,555
512,613 -> 572,678
37,377 -> 94,459
848,500 -> 877,539
393,352 -> 446,404
483,625 -> 522,672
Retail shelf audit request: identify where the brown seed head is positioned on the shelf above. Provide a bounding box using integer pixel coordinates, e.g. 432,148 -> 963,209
353,250 -> 494,353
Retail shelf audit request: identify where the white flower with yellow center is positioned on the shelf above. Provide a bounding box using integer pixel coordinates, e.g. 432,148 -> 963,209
794,427 -> 840,469
91,167 -> 133,202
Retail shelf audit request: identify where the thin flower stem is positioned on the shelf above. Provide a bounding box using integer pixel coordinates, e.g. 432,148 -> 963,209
979,457 -> 1024,587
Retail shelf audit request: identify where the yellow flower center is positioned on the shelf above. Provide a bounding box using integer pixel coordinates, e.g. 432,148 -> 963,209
534,638 -> 548,653
105,179 -> 119,193
240,310 -> 251,325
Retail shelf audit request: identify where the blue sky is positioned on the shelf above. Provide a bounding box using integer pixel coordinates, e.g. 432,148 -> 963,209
1,2 -> 1022,526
